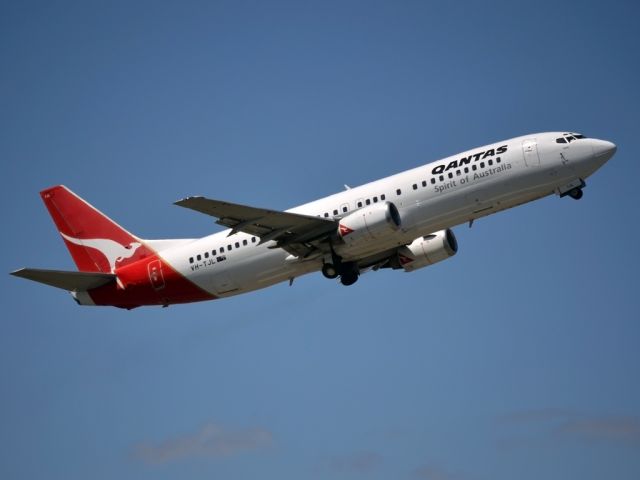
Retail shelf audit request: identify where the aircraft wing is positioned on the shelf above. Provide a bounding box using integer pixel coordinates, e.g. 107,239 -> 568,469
174,196 -> 337,257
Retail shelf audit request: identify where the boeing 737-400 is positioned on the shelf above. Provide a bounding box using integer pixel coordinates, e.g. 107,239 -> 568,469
11,132 -> 616,309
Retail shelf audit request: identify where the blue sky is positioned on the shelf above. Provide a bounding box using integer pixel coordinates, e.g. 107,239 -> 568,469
2,1 -> 639,479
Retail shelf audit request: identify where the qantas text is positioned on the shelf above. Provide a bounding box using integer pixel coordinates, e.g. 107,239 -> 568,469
431,145 -> 508,175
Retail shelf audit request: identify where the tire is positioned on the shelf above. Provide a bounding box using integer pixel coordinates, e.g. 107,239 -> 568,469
340,262 -> 359,286
568,188 -> 583,200
322,263 -> 339,279
340,272 -> 359,286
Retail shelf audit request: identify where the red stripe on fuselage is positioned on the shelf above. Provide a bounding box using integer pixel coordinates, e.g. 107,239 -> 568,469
85,254 -> 215,309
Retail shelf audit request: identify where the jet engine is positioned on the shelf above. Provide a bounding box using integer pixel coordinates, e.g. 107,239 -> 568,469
336,202 -> 401,256
391,229 -> 458,272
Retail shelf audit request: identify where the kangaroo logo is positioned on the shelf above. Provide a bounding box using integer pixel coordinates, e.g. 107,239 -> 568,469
339,224 -> 354,237
60,232 -> 142,273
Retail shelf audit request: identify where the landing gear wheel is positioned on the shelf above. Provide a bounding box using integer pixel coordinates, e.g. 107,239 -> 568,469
322,263 -> 339,279
339,262 -> 359,286
568,187 -> 583,200
340,272 -> 359,286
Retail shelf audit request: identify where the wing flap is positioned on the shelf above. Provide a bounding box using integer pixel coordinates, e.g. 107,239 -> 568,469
11,268 -> 116,291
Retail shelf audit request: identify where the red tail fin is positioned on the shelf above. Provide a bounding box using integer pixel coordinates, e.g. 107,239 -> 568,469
40,185 -> 154,273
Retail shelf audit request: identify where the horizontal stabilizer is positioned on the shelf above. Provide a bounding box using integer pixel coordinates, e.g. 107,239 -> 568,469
10,268 -> 116,291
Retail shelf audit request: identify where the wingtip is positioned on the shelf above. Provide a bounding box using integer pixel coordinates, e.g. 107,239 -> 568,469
174,196 -> 203,206
10,268 -> 31,279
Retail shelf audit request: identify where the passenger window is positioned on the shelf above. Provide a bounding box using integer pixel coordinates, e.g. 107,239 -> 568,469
333,209 -> 338,215
464,167 -> 469,173
235,242 -> 240,248
357,201 -> 363,208
396,189 -> 401,195
381,194 -> 386,200
243,239 -> 248,246
488,159 -> 493,166
204,252 -> 209,258
439,175 -> 444,181
448,172 -> 453,179
342,206 -> 348,213
412,184 -> 417,190
197,254 -> 201,261
472,165 -> 477,171
228,245 -> 232,251
422,180 -> 427,187
365,199 -> 371,205
251,237 -> 256,243
189,257 -> 194,264
496,158 -> 501,163
212,249 -> 216,255
324,212 -> 329,218
373,196 -> 378,203
456,170 -> 461,176
220,246 -> 224,253
480,162 -> 485,168
431,178 -> 435,184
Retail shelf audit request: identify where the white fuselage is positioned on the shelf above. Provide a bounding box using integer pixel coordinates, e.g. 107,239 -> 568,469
159,132 -> 615,297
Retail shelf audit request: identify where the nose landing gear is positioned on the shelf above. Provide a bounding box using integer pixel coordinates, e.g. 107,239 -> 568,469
568,187 -> 583,200
558,179 -> 586,200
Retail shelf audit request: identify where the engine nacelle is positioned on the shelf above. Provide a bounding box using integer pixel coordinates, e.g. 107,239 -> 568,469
394,229 -> 458,272
337,202 -> 401,255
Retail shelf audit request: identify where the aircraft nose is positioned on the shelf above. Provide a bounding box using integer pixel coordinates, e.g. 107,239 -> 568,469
592,139 -> 617,161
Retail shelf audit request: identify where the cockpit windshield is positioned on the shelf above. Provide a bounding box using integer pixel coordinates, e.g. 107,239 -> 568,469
556,132 -> 587,144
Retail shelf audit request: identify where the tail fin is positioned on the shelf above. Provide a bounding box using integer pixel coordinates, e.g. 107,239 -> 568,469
40,185 -> 154,273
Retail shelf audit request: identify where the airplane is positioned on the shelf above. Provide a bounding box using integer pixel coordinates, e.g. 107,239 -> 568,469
11,132 -> 616,309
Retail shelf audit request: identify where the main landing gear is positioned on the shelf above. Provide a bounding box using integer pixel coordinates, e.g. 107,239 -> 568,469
321,263 -> 339,279
338,262 -> 359,286
322,261 -> 359,285
322,245 -> 360,286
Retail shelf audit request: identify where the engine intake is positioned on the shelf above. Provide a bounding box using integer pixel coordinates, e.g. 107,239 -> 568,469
336,202 -> 401,256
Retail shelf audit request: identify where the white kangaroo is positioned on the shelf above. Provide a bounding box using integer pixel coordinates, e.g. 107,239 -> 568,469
60,232 -> 142,273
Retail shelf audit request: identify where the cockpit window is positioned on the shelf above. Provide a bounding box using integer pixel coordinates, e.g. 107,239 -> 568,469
556,132 -> 586,143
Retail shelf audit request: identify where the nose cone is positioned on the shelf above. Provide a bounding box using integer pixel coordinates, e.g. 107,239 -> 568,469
592,139 -> 617,162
